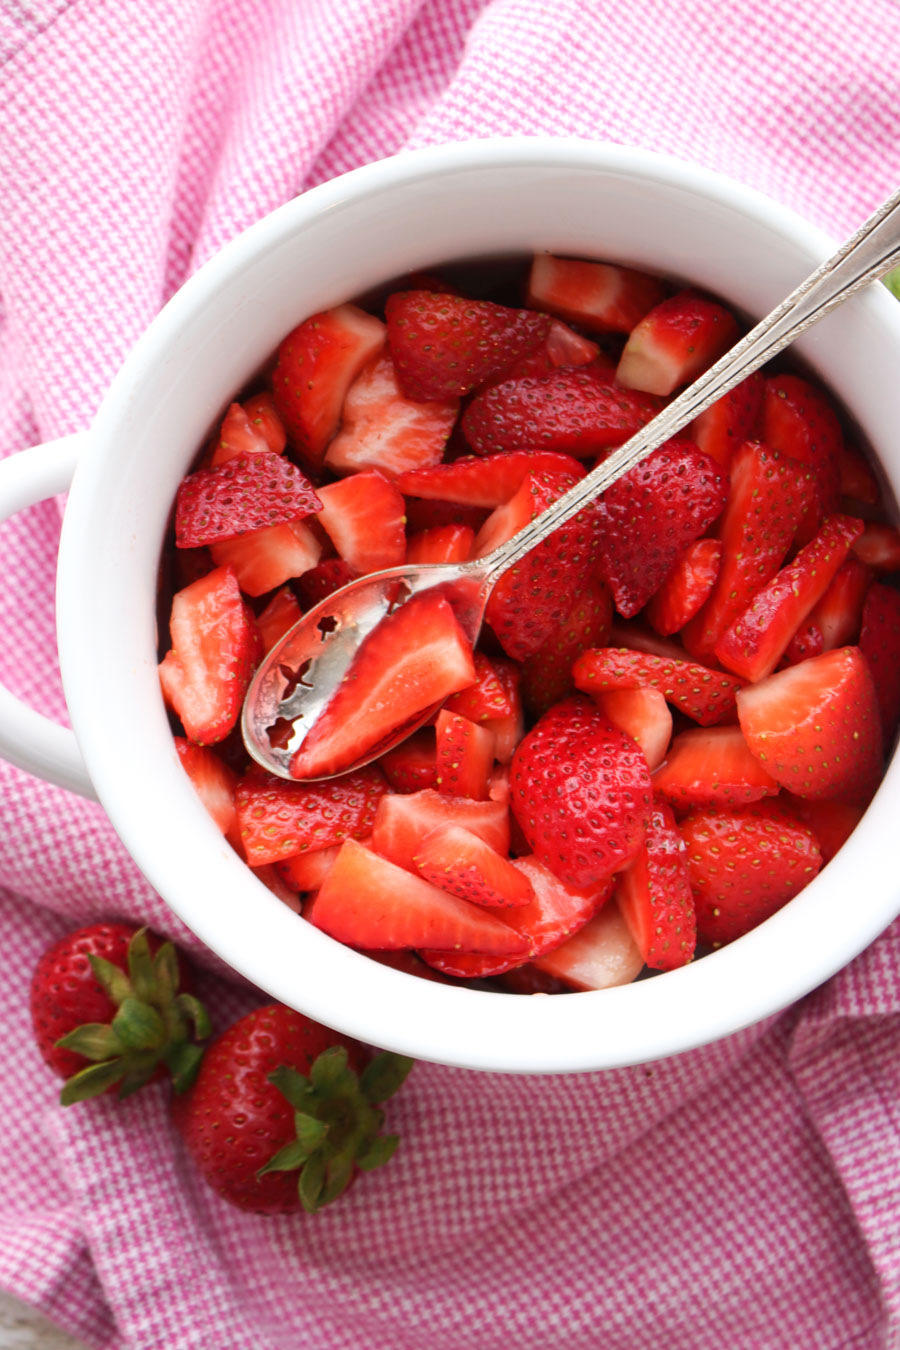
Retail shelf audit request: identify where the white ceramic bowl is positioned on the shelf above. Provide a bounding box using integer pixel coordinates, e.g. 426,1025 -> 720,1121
3,138 -> 899,1073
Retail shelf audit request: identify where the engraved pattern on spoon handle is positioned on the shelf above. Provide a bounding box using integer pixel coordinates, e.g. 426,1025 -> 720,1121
478,184 -> 900,588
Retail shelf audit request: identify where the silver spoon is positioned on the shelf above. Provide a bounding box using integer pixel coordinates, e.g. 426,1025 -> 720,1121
242,183 -> 900,781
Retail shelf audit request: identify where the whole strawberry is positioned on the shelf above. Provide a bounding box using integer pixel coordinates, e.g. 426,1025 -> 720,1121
172,1004 -> 413,1215
31,922 -> 210,1105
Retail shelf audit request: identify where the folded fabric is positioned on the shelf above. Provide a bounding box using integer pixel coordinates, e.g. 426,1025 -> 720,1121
1,2 -> 899,1347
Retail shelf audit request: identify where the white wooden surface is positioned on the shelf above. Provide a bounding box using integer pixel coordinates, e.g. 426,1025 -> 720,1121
0,1291 -> 89,1349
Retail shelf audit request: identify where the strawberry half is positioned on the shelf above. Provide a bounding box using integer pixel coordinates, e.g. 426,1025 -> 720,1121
289,592 -> 477,781
616,799 -> 696,970
595,439 -> 727,617
689,370 -> 764,472
159,566 -> 257,744
651,725 -> 779,809
395,449 -> 585,508
573,648 -> 743,727
616,290 -> 739,396
762,375 -> 842,542
175,737 -> 238,841
783,556 -> 872,666
413,825 -> 535,908
324,353 -> 457,478
644,538 -> 722,637
315,470 -> 406,574
210,519 -> 321,597
434,710 -> 493,799
521,574 -> 613,717
526,254 -> 667,333
859,582 -> 900,742
371,788 -> 510,871
736,646 -> 883,803
175,452 -> 322,549
210,393 -> 287,467
235,766 -> 387,865
385,290 -> 550,401
590,687 -> 672,772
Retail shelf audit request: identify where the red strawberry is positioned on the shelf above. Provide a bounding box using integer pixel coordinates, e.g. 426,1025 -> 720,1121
529,899 -> 644,991
296,559 -> 358,609
434,710 -> 493,799
689,370 -> 764,472
307,839 -> 528,955
210,519 -> 321,597
31,923 -> 208,1104
543,319 -> 604,366
617,291 -> 739,396
278,843 -> 343,892
783,556 -> 872,666
681,805 -> 822,946
175,452 -> 322,549
762,375 -> 842,541
175,737 -> 238,840
736,646 -> 883,803
510,694 -> 653,889
256,586 -> 303,654
385,290 -> 550,401
405,523 -> 475,565
681,442 -> 813,659
316,470 -> 406,574
379,729 -> 438,794
371,788 -> 510,871
481,657 -> 525,765
573,647 -> 744,727
173,1003 -> 412,1214
324,353 -> 457,478
159,566 -> 257,744
396,450 -> 585,508
272,304 -> 386,466
644,538 -> 722,637
462,367 -> 663,459
609,619 -> 693,663
852,523 -> 900,572
252,862 -> 302,913
210,392 -> 287,467
403,497 -> 490,534
445,651 -> 514,723
715,514 -> 864,682
595,439 -> 727,617
651,725 -> 779,808
413,825 -> 534,908
590,687 -> 673,771
235,766 -> 387,865
289,592 -> 477,781
521,574 -> 613,717
839,444 -> 880,504
526,254 -> 667,333
859,582 -> 900,741
616,800 -> 696,970
780,795 -> 864,864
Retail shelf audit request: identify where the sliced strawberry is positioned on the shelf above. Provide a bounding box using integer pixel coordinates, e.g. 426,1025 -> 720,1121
385,291 -> 550,401
651,725 -> 779,808
210,519 -> 321,597
715,514 -> 864,682
234,766 -> 387,865
851,523 -> 900,572
372,788 -> 510,871
290,592 -> 477,780
839,444 -> 880,504
510,695 -> 652,889
159,566 -> 256,745
644,539 -> 722,637
591,687 -> 672,771
307,839 -> 528,954
859,582 -> 900,741
405,523 -> 475,565
526,254 -> 667,333
617,290 -> 739,396
272,304 -> 386,466
521,575 -> 613,717
175,737 -> 238,840
595,439 -> 727,617
481,658 -> 524,765
762,374 -> 842,541
681,442 -> 813,659
414,825 -> 534,908
251,863 -> 302,912
616,800 -> 696,970
295,559 -> 358,609
256,585 -> 303,654
403,498 -> 490,534
530,899 -> 644,990
379,730 -> 437,794
609,620 -> 693,663
175,451 -> 322,549
462,367 -> 663,459
315,470 -> 406,575
277,843 -> 342,892
434,710 -> 493,800
445,651 -> 514,723
681,805 -> 822,946
476,319 -> 603,391
395,450 -> 585,508
689,371 -> 764,472
210,392 -> 287,467
736,646 -> 883,803
783,556 -> 872,665
780,796 -> 864,864
573,648 -> 744,727
323,353 -> 457,478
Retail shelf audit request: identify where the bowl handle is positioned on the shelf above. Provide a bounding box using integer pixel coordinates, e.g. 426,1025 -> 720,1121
0,434 -> 96,799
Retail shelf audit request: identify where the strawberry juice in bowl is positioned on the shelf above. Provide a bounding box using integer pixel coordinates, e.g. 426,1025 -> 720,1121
1,138 -> 899,1072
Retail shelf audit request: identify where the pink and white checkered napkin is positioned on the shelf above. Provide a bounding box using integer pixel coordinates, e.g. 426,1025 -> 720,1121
1,1 -> 900,1346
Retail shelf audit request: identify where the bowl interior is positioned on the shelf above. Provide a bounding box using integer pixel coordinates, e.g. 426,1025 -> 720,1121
57,139 -> 900,1073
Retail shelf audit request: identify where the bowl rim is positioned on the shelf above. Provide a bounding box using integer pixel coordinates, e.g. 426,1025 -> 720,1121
57,136 -> 900,1073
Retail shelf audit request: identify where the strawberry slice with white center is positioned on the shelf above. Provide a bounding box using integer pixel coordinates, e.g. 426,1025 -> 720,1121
289,592 -> 477,780
852,523 -> 900,572
414,825 -> 534,908
210,519 -> 321,597
616,291 -> 739,396
681,805 -> 822,946
573,648 -> 744,727
521,574 -> 613,717
651,725 -> 779,808
689,371 -> 764,472
396,450 -> 585,508
526,254 -> 667,333
307,839 -> 528,955
591,687 -> 672,771
434,710 -> 494,799
272,304 -> 386,467
405,523 -> 475,565
530,899 -> 644,991
763,374 -> 842,542
371,788 -> 510,871
616,799 -> 696,970
715,513 -> 864,682
783,556 -> 872,665
175,737 -> 238,842
175,451 -> 322,549
159,566 -> 257,745
859,582 -> 900,742
234,766 -> 387,865
644,538 -> 722,637
256,586 -> 303,654
315,470 -> 406,574
323,353 -> 458,478
736,646 -> 883,804
210,392 -> 287,467
379,730 -> 437,794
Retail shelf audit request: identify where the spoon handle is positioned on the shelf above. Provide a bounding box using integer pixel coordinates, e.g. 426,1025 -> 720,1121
479,183 -> 900,587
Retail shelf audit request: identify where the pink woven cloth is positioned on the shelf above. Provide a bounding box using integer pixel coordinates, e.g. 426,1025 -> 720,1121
1,2 -> 900,1346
